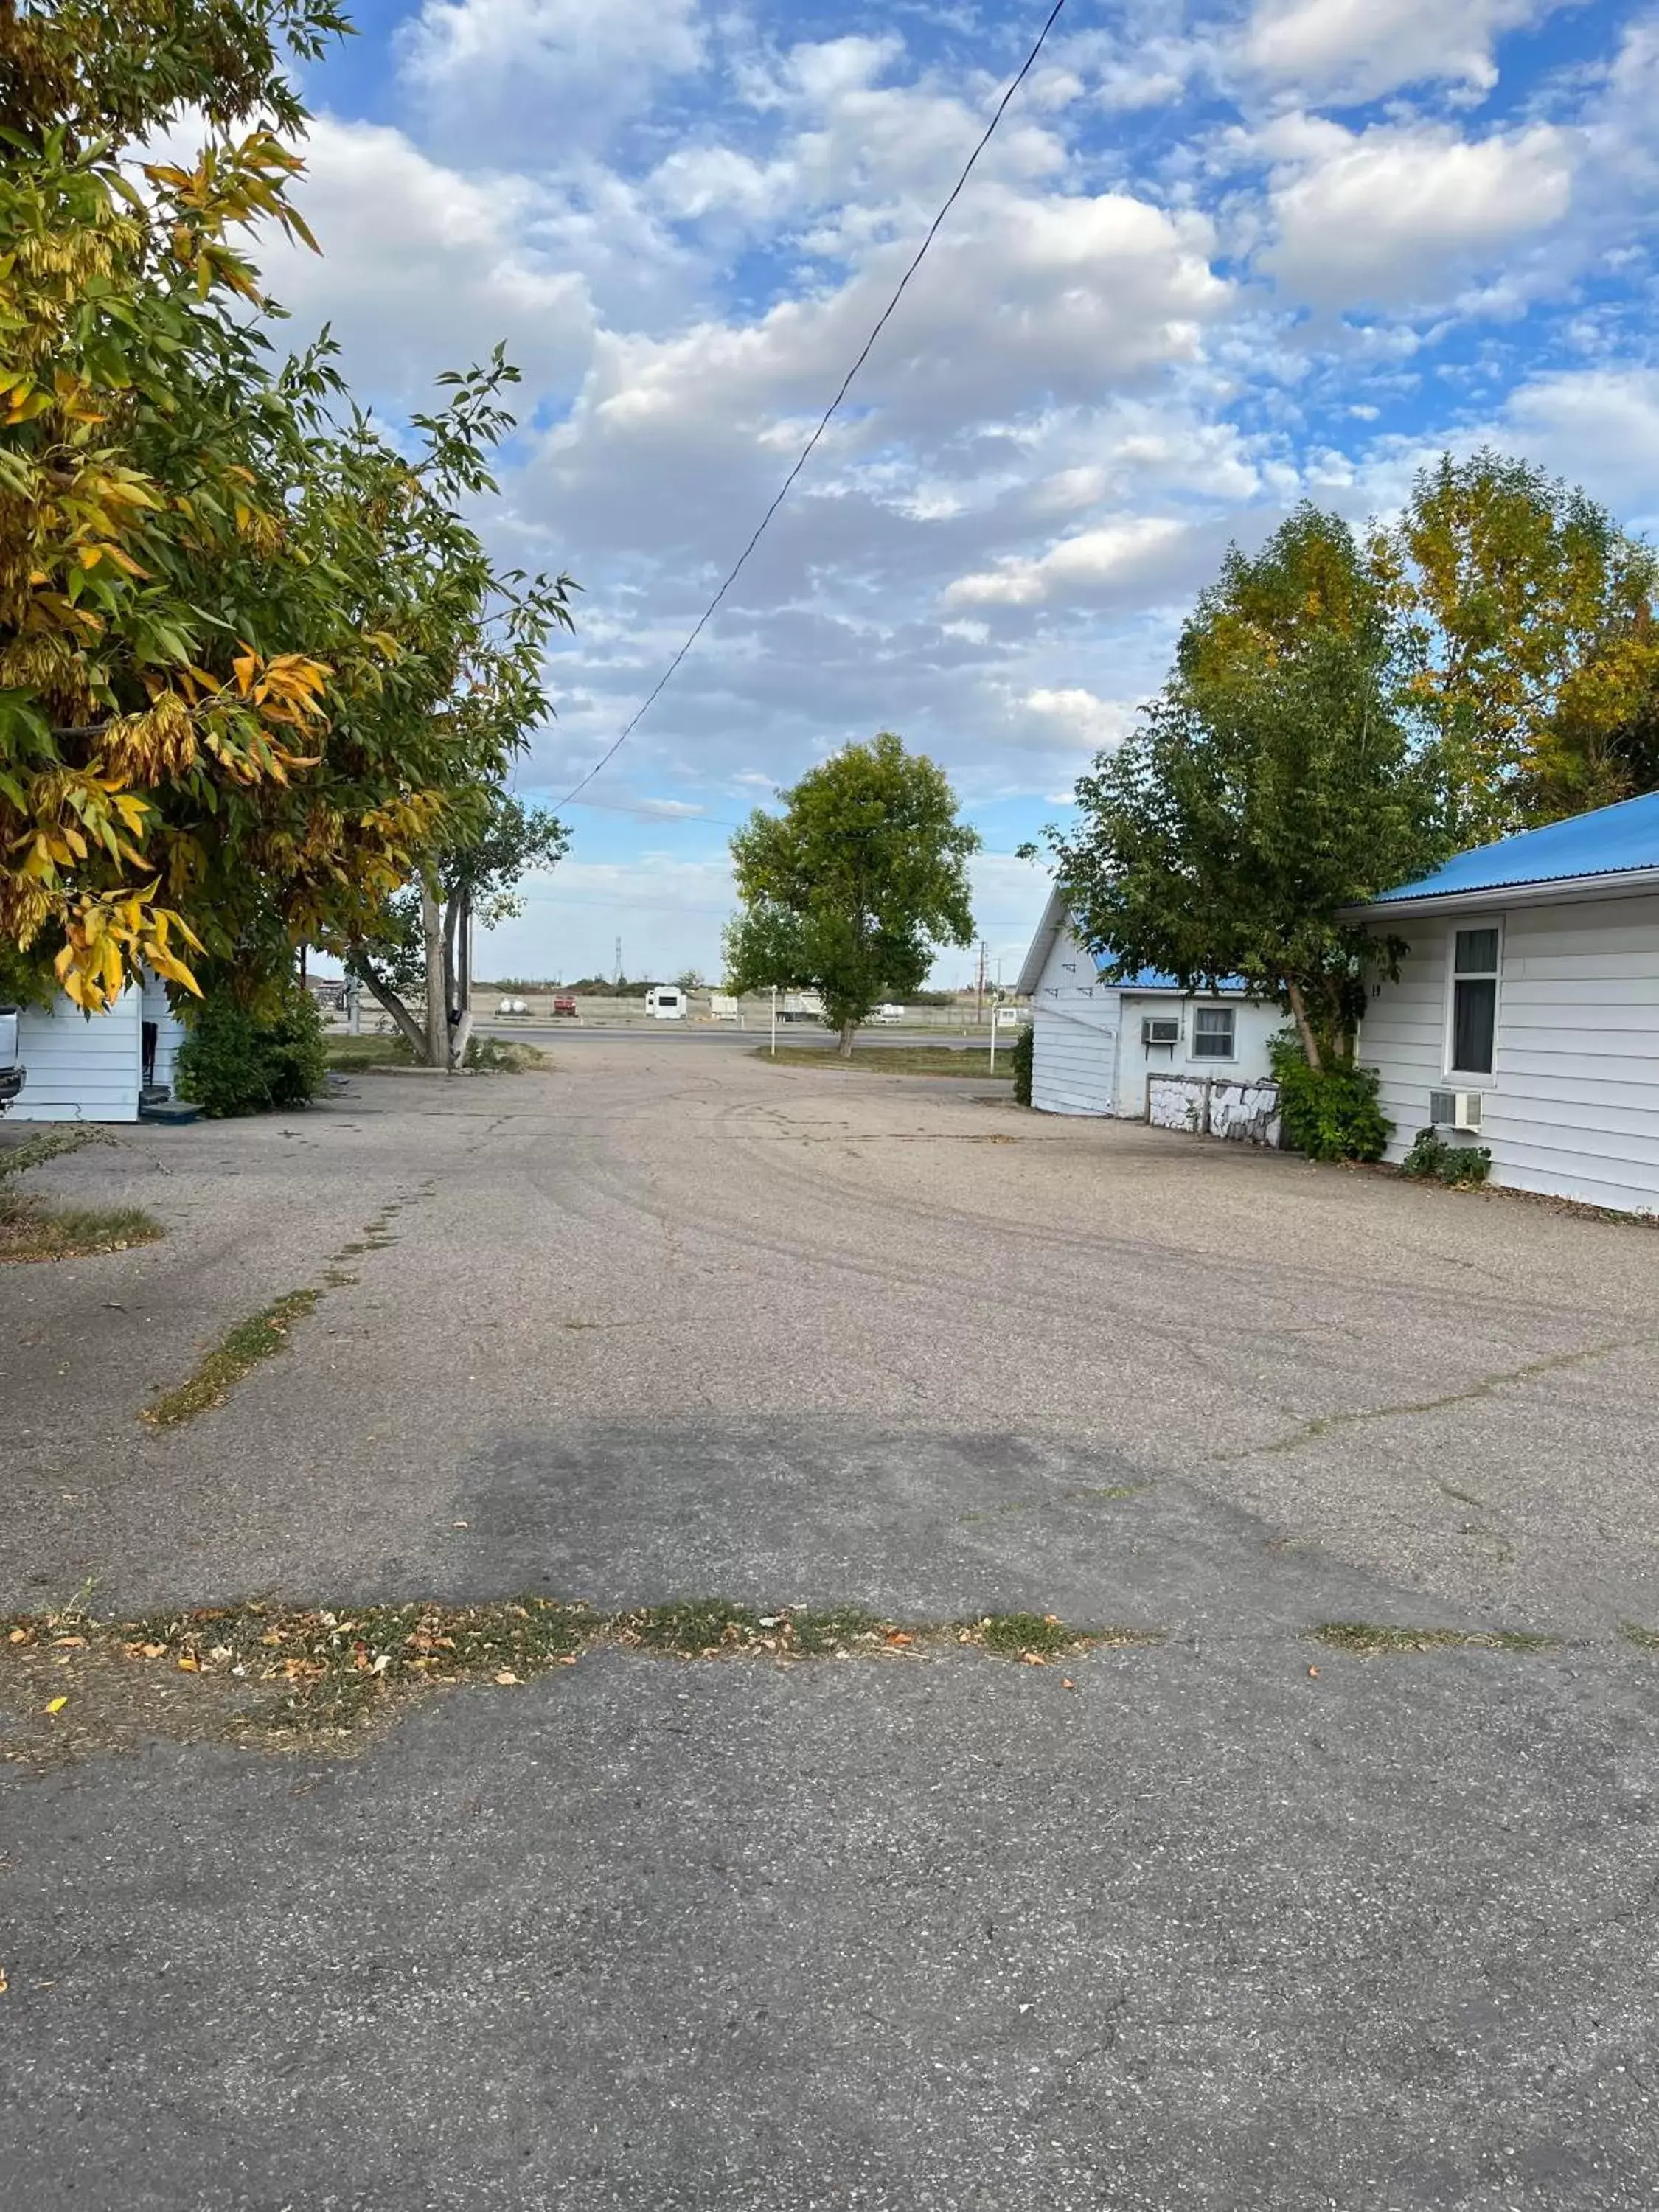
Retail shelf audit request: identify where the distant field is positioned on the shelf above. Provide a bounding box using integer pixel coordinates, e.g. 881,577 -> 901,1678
759,1046 -> 1013,1079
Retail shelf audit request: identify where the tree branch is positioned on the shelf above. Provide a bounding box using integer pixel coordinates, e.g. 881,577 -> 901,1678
350,950 -> 431,1061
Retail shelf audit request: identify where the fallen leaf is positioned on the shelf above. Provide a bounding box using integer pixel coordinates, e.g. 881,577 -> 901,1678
1020,1652 -> 1048,1666
7,1628 -> 27,1644
885,1630 -> 913,1647
1061,1678 -> 1076,1691
494,1669 -> 519,1686
140,1643 -> 166,1660
45,1696 -> 67,1714
0,1966 -> 7,1994
1307,1665 -> 1320,1679
52,1635 -> 86,1649
176,1654 -> 198,1672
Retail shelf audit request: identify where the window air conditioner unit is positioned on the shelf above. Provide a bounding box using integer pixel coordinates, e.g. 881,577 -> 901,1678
1429,1089 -> 1483,1133
1142,1017 -> 1180,1048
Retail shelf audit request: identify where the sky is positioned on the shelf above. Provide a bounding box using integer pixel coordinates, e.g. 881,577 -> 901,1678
261,0 -> 1659,986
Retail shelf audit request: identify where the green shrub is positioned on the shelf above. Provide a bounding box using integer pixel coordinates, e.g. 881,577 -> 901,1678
1268,1032 -> 1390,1162
1009,1021 -> 1034,1107
175,984 -> 328,1117
465,1034 -> 545,1072
1400,1127 -> 1492,1187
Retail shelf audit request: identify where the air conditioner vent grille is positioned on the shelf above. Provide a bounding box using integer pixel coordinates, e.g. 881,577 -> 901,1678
1430,1088 -> 1483,1133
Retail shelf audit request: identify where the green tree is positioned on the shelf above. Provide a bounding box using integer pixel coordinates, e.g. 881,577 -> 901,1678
725,734 -> 979,1057
1044,508 -> 1444,1071
0,0 -> 574,1014
350,794 -> 569,1069
1377,450 -> 1659,838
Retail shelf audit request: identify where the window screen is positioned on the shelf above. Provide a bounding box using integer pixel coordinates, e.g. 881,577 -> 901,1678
1450,929 -> 1498,1075
1192,1006 -> 1235,1058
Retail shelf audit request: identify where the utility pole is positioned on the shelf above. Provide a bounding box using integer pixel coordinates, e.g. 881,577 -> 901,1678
975,940 -> 987,1025
613,935 -> 622,990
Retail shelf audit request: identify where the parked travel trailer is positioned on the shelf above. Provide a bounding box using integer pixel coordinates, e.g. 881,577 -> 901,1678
644,985 -> 686,1020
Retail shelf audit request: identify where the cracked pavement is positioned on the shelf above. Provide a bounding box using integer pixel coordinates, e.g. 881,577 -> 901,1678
4,1032 -> 1659,2208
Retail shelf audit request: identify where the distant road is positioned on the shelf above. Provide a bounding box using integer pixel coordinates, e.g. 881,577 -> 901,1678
471,1021 -> 992,1051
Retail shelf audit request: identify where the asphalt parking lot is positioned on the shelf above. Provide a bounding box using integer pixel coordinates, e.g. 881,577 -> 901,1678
4,1037 -> 1658,2208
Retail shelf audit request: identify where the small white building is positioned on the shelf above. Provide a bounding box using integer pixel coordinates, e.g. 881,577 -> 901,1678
10,972 -> 186,1123
1015,888 -> 1282,1121
1351,791 -> 1659,1214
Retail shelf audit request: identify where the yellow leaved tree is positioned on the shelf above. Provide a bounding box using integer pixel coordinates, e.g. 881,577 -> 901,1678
0,0 -> 574,1013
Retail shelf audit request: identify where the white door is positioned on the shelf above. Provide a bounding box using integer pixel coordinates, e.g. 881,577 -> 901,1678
1031,1006 -> 1119,1115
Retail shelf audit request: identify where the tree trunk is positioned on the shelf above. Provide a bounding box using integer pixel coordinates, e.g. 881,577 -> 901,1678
352,955 -> 431,1060
1284,979 -> 1323,1072
448,891 -> 473,1070
838,1019 -> 855,1060
420,878 -> 449,1072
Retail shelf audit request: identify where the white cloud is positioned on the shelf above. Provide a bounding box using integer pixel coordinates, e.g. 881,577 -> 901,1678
1243,0 -> 1565,104
478,853 -> 735,984
1503,367 -> 1659,517
400,0 -> 706,157
945,517 -> 1192,608
1256,115 -> 1573,309
265,117 -> 593,398
1023,687 -> 1135,748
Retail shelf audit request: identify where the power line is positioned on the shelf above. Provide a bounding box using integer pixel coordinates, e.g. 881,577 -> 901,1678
564,795 -> 748,830
554,0 -> 1071,808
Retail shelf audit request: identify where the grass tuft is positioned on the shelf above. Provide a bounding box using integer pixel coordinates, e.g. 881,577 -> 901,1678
1312,1621 -> 1561,1658
974,1611 -> 1088,1658
0,1200 -> 162,1263
143,1288 -> 321,1427
324,1034 -> 417,1071
465,1035 -> 546,1074
324,1034 -> 547,1074
758,1046 -> 1012,1079
1620,1622 -> 1659,1652
614,1599 -> 767,1654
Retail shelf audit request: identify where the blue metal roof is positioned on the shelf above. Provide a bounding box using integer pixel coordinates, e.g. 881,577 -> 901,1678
1374,790 -> 1659,905
1095,956 -> 1252,995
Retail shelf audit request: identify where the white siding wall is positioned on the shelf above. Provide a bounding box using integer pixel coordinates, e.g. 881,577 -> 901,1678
1363,890 -> 1659,1214
1027,924 -> 1120,1114
1114,995 -> 1282,1119
140,970 -> 187,1091
12,990 -> 142,1122
1361,933 -> 1447,1167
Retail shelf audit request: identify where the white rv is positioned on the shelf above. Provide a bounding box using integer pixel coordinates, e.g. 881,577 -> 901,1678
644,985 -> 686,1020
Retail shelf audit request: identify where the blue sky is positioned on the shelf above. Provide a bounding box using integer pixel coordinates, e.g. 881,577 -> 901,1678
260,0 -> 1659,984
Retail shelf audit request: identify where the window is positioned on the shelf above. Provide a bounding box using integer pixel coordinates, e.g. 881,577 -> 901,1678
1192,1006 -> 1235,1060
1449,925 -> 1499,1076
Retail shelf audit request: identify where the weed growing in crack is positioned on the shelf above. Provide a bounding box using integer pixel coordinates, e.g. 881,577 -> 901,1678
1,1595 -> 1160,1763
142,1289 -> 321,1427
1312,1621 -> 1560,1658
